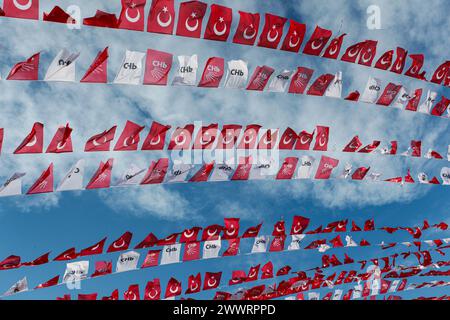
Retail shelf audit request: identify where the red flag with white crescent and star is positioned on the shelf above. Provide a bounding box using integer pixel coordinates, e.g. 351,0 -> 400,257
141,121 -> 171,150
118,0 -> 146,31
280,20 -> 306,52
7,52 -> 40,80
176,0 -> 207,38
145,279 -> 161,300
322,34 -> 347,59
14,122 -> 44,154
257,13 -> 287,49
107,232 -> 132,253
303,26 -> 332,56
113,120 -> 145,151
203,4 -> 232,42
168,124 -> 194,150
147,0 -> 175,34
3,0 -> 39,20
85,126 -> 117,152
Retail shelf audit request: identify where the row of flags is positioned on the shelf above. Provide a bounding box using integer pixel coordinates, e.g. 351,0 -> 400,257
1,1 -> 449,88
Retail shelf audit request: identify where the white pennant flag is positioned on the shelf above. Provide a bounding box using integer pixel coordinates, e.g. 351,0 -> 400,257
251,235 -> 270,253
210,160 -> 235,182
116,251 -> 140,272
224,60 -> 248,89
63,261 -> 89,283
352,284 -> 363,299
250,157 -> 277,180
360,76 -> 382,103
295,156 -> 315,179
0,172 -> 26,197
172,55 -> 198,86
332,289 -> 343,300
44,49 -> 80,82
389,279 -> 400,292
340,163 -> 353,179
391,87 -> 411,109
418,90 -> 437,114
165,163 -> 194,183
114,50 -> 146,85
441,167 -> 450,185
418,172 -> 429,184
4,277 -> 28,296
160,244 -> 181,265
325,71 -> 343,98
308,292 -> 320,300
116,164 -> 145,186
267,70 -> 293,92
57,160 -> 85,191
203,238 -> 222,259
368,172 -> 382,181
288,234 -> 305,251
345,235 -> 358,247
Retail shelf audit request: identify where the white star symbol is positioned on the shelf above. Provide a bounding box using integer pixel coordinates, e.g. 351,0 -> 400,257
191,12 -> 196,18
219,17 -> 224,23
162,6 -> 168,13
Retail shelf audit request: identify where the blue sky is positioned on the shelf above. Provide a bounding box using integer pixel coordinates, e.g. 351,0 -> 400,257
0,0 -> 449,300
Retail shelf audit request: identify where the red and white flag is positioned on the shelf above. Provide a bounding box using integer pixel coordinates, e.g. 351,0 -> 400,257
3,0 -> 39,20
358,40 -> 378,66
231,156 -> 253,180
257,13 -> 287,49
315,156 -> 339,179
141,121 -> 171,150
242,224 -> 262,238
376,83 -> 402,106
261,261 -> 274,279
345,91 -> 360,101
79,238 -> 106,257
81,47 -> 109,83
374,49 -> 394,70
91,261 -> 112,277
189,162 -> 215,182
36,276 -> 59,289
272,220 -> 286,236
43,6 -> 76,24
303,26 -> 332,56
140,158 -> 169,184
83,10 -> 118,28
430,61 -> 450,85
237,125 -> 261,149
85,126 -> 117,152
307,74 -> 335,96
229,270 -> 247,285
198,57 -> 224,88
124,284 -> 140,300
215,124 -> 242,149
390,47 -> 408,74
53,248 -> 77,261
404,54 -> 427,80
223,238 -> 240,256
341,41 -> 365,63
27,163 -> 53,194
201,224 -> 223,241
176,0 -> 207,38
144,279 -> 161,300
168,124 -> 194,150
342,136 -> 363,152
280,20 -> 306,52
179,227 -> 202,243
313,126 -> 329,151
431,96 -> 450,117
246,65 -> 274,91
352,167 -> 370,180
7,52 -> 40,80
203,4 -> 232,42
14,122 -> 43,154
107,232 -> 132,253
147,0 -> 175,34
232,11 -> 260,45
134,233 -> 158,249
86,159 -> 114,189
203,272 -> 222,290
165,278 -> 182,298
295,130 -> 314,150
118,0 -> 146,31
246,265 -> 260,282
183,242 -> 201,261
410,140 -> 422,157
269,236 -> 285,252
358,141 -> 381,153
278,127 -> 298,150
322,34 -> 347,59
291,216 -> 310,235
185,274 -> 202,294
141,250 -> 161,268
223,218 -> 240,240
288,67 -> 314,94
405,89 -> 423,111
257,129 -> 278,149
143,49 -> 173,85
113,120 -> 145,151
276,157 -> 298,180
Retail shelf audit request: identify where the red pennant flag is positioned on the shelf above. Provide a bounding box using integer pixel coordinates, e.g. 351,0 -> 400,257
257,129 -> 278,149
290,216 -> 310,235
124,284 -> 141,300
168,124 -> 194,150
404,54 -> 427,80
315,156 -> 339,179
81,47 -> 109,83
322,34 -> 347,59
141,250 -> 161,267
22,252 -> 49,266
198,57 -> 225,88
358,141 -> 381,153
390,47 -> 408,74
257,13 -> 287,49
411,140 -> 422,157
147,0 -> 175,34
189,162 -> 214,182
203,4 -> 232,42
43,6 -> 76,24
27,163 -> 53,195
246,65 -> 274,91
231,156 -> 253,181
330,235 -> 344,247
91,261 -> 112,277
307,74 -> 335,96
53,247 -> 77,261
364,219 -> 375,231
140,158 -> 169,184
118,0 -> 146,31
272,220 -> 286,236
375,49 -> 394,70
113,120 -> 145,151
237,125 -> 261,149
278,128 -> 297,150
280,20 -> 306,52
223,238 -> 240,256
0,255 -> 20,270
183,242 -> 201,261
405,88 -> 423,111
7,52 -> 40,80
342,135 -> 363,152
431,96 -> 450,117
341,41 -> 365,63
223,218 -> 240,240
313,126 -> 329,151
176,1 -> 208,38
288,67 -> 314,94
303,26 -> 333,56
345,90 -> 360,101
83,10 -> 118,28
179,227 -> 201,243
245,265 -> 260,282
165,277 -> 182,298
429,177 -> 440,185
233,11 -> 260,45
79,238 -> 106,257
156,233 -> 178,246
145,279 -> 161,300
358,40 -> 378,66
193,124 -> 219,149
215,124 -> 242,149
141,121 -> 170,150
134,233 -> 158,249
84,126 -> 117,152
352,167 -> 370,180
276,157 -> 298,180
276,265 -> 291,276
351,221 -> 362,232
376,83 -> 402,106
242,224 -> 262,238
3,0 -> 39,20
14,122 -> 44,154
86,159 -> 114,189
204,272 -> 222,290
202,224 -> 223,241
269,236 -> 286,252
107,231 -> 132,253
36,275 -> 59,289
261,262 -> 274,279
229,270 -> 247,285
143,49 -> 173,85
430,61 -> 450,85
185,273 -> 202,294
295,130 -> 314,150
102,289 -> 119,300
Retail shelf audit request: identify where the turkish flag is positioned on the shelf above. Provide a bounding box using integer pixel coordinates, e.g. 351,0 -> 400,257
303,26 -> 332,56
315,156 -> 339,180
278,127 -> 297,150
156,233 -> 178,246
430,61 -> 450,85
215,124 -> 242,149
358,141 -> 380,153
183,242 -> 200,261
246,65 -> 274,91
179,227 -> 201,243
143,49 -> 173,85
307,74 -> 335,96
102,289 -> 119,300
141,250 -> 161,268
113,120 -> 145,151
269,236 -> 286,252
295,130 -> 314,150
341,41 -> 365,63
242,224 -> 262,238
53,247 -> 77,261
313,126 -> 329,151
257,13 -> 287,49
189,162 -> 215,182
198,57 -> 224,87
246,265 -> 260,282
84,126 -> 117,152
81,47 -> 109,83
233,11 -> 260,45
288,67 -> 314,94
135,233 -> 158,249
358,40 -> 378,66
345,90 -> 360,101
36,275 -> 59,289
141,121 -> 171,150
231,156 -> 253,181
91,261 -> 112,277
176,1 -> 208,38
405,89 -> 423,111
322,34 -> 347,59
229,270 -> 246,285
165,277 -> 182,298
342,135 -> 362,152
145,279 -> 161,300
291,216 -> 310,235
22,252 -> 49,266
168,124 -> 194,150
107,231 -> 132,252
411,140 -> 422,157
185,273 -> 202,294
3,0 -> 39,20
86,159 -> 114,189
431,96 -> 450,117
375,49 -> 394,70
204,4 -> 232,41
43,6 -> 76,24
123,284 -> 140,301
141,158 -> 169,184
7,52 -> 40,80
261,262 -> 274,279
202,224 -> 223,241
257,129 -> 278,149
363,219 -> 375,231
222,238 -> 240,256
193,124 -> 219,149
237,124 -> 261,149
223,218 -> 240,239
404,54 -> 427,80
390,47 -> 408,74
118,0 -> 146,31
376,83 -> 402,106
147,0 -> 175,34
83,10 -> 118,28
272,220 -> 286,236
27,163 -> 53,195
280,20 -> 306,52
79,238 -> 106,257
0,255 -> 20,270
352,167 -> 370,180
203,272 -> 222,290
276,265 -> 291,276
14,122 -> 44,154
330,235 -> 344,248
276,157 -> 298,180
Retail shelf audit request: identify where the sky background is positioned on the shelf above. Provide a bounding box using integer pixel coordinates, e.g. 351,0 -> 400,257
0,0 -> 449,300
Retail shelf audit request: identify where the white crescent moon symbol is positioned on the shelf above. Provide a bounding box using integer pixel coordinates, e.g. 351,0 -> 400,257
56,141 -> 66,150
208,279 -> 217,287
282,136 -> 293,145
248,270 -> 256,278
410,65 -> 418,74
311,39 -> 323,50
263,136 -> 272,145
92,136 -> 107,147
222,133 -> 235,145
190,283 -> 198,291
293,225 -> 302,234
243,134 -> 254,144
328,44 -> 338,56
395,59 -> 403,71
226,229 -> 236,236
289,36 -> 300,48
148,290 -> 158,299
149,135 -> 161,146
183,230 -> 194,238
13,0 -> 32,11
175,132 -> 187,146
361,52 -> 373,63
276,226 -> 284,233
169,285 -> 179,294
200,132 -> 212,145
125,8 -> 141,23
157,11 -> 172,28
25,135 -> 37,147
213,21 -> 227,36
436,69 -> 445,80
207,229 -> 217,237
380,56 -> 391,65
267,29 -> 279,43
113,239 -> 125,249
347,46 -> 360,58
319,136 -> 327,147
300,136 -> 310,145
185,17 -> 199,32
243,26 -> 256,40
124,136 -> 135,148
90,244 -> 100,251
